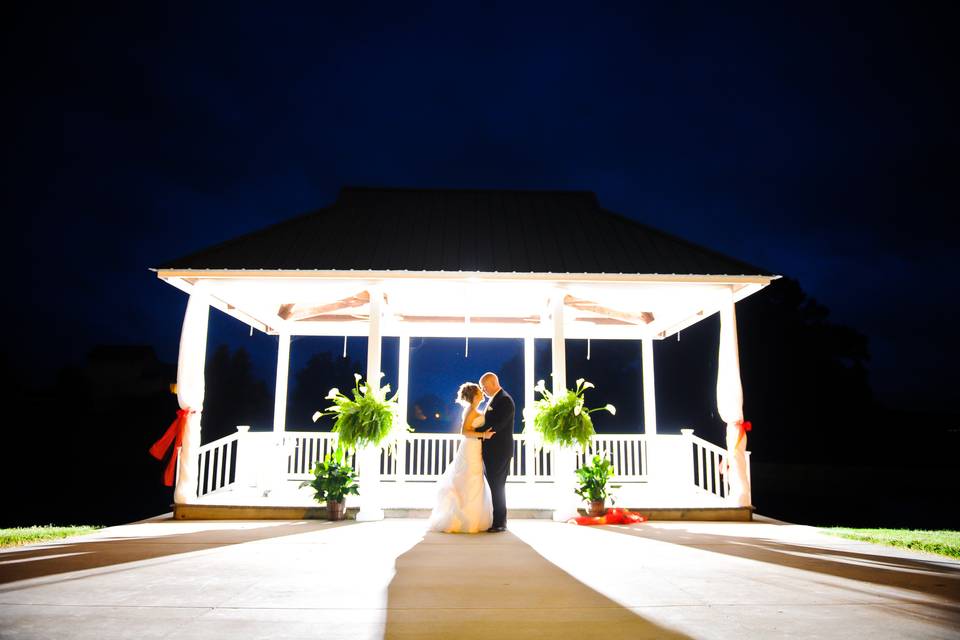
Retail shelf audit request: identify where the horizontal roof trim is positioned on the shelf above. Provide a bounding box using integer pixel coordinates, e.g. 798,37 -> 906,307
155,269 -> 778,285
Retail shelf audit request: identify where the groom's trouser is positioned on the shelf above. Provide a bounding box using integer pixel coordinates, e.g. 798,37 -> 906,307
483,444 -> 512,528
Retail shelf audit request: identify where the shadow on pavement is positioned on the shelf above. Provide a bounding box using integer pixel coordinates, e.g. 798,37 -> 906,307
384,528 -> 691,639
592,522 -> 960,628
0,519 -> 356,588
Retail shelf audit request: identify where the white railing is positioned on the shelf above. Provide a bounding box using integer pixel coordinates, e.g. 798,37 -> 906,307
195,431 -> 241,497
193,428 -> 747,504
578,435 -> 648,481
281,432 -> 647,483
286,432 -> 355,478
689,433 -> 729,499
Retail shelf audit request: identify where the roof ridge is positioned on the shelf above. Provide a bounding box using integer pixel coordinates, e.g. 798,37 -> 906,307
340,185 -> 598,198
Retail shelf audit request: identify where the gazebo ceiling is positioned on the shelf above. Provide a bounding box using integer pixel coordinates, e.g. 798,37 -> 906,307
157,273 -> 771,340
154,187 -> 778,339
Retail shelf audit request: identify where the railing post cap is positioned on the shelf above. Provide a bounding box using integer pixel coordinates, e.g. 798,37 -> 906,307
236,425 -> 251,433
680,428 -> 694,436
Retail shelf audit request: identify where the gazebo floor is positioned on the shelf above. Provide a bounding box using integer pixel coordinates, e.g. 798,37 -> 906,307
4,516 -> 956,638
173,503 -> 753,521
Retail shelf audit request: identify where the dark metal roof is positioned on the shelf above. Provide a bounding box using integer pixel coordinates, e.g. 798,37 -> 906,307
157,187 -> 772,276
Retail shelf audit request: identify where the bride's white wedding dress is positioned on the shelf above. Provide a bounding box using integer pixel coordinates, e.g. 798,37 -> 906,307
427,415 -> 494,533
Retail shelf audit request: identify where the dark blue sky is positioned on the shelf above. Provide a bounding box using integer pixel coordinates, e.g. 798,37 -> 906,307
9,2 -> 957,412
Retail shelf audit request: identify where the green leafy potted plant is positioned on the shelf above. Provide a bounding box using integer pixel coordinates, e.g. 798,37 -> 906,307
299,446 -> 359,520
313,373 -> 411,452
525,378 -> 616,449
575,454 -> 622,516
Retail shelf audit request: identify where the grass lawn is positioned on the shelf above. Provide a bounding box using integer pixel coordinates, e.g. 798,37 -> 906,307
823,528 -> 960,559
0,526 -> 103,548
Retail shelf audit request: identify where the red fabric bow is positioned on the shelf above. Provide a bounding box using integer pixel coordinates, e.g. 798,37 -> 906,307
735,420 -> 752,448
149,408 -> 193,486
568,507 -> 648,526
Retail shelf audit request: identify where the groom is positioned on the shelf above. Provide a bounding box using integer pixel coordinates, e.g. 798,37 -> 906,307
478,372 -> 515,532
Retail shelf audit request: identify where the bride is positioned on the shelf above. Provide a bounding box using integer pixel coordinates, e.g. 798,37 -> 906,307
426,382 -> 495,533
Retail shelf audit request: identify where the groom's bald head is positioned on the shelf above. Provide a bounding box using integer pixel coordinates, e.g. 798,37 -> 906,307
480,372 -> 500,396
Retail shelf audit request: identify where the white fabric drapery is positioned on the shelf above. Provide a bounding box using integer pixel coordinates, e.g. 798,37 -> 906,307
717,289 -> 751,507
173,287 -> 210,505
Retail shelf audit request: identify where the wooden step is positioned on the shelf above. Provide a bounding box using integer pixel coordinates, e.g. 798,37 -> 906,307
172,503 -> 752,521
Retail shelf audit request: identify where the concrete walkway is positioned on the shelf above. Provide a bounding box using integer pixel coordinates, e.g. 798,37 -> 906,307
1,516 -> 958,639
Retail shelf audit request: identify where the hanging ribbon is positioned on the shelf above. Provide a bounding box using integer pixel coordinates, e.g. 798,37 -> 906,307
149,408 -> 194,486
568,507 -> 648,526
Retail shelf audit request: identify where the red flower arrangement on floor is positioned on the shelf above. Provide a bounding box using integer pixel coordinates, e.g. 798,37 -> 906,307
568,507 -> 647,526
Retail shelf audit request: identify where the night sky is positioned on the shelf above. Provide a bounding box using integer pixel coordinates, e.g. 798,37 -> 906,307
9,2 -> 957,415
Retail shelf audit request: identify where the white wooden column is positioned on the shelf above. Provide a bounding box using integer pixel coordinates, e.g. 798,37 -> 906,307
357,287 -> 385,521
173,285 -> 210,505
396,334 -> 410,484
641,338 -> 657,436
266,332 -> 291,496
366,289 -> 383,392
717,288 -> 751,507
273,333 -> 291,434
551,290 -> 578,521
523,336 -> 535,484
551,292 -> 567,394
641,337 -> 665,494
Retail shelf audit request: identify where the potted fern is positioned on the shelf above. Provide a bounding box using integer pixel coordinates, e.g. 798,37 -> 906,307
299,447 -> 359,520
313,373 -> 410,453
575,454 -> 621,516
526,377 -> 616,449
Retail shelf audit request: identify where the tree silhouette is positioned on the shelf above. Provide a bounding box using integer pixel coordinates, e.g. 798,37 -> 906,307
736,277 -> 874,463
202,345 -> 272,441
288,351 -> 367,431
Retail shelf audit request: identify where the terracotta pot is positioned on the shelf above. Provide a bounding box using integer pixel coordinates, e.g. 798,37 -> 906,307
588,500 -> 606,517
326,500 -> 346,521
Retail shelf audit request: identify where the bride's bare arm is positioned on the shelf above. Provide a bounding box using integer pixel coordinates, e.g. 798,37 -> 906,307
461,408 -> 492,439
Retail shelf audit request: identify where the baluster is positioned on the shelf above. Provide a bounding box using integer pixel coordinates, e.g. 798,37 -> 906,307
713,450 -> 722,497
421,438 -> 427,477
203,450 -> 212,495
225,440 -> 234,487
640,438 -> 645,476
213,447 -> 221,491
697,446 -> 706,491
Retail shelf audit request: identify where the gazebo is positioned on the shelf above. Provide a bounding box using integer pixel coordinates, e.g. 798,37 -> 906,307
152,187 -> 777,521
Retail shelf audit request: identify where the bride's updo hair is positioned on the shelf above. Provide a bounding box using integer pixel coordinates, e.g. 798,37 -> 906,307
456,382 -> 482,407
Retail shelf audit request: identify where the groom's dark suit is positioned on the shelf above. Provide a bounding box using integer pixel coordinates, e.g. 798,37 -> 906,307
480,388 -> 515,529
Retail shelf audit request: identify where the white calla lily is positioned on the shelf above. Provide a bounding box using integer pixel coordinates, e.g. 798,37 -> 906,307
605,404 -> 616,415
312,411 -> 322,423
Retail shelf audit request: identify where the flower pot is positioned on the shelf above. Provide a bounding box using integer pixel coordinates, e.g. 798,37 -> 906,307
326,500 -> 347,521
588,500 -> 606,517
